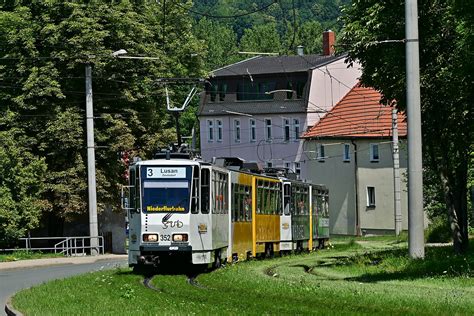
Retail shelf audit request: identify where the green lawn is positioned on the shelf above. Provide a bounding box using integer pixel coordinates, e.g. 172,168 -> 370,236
0,250 -> 63,262
12,239 -> 474,315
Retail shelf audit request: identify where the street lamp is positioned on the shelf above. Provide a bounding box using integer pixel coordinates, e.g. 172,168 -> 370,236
85,50 -> 161,256
112,49 -> 161,60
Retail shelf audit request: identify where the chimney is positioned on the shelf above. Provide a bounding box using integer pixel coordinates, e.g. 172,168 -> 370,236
296,45 -> 304,56
323,30 -> 335,56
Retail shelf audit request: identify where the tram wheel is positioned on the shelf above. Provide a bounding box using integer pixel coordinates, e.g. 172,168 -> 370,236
265,243 -> 274,258
213,251 -> 222,269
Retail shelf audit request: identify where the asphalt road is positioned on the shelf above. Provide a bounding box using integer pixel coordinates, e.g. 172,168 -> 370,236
0,258 -> 127,315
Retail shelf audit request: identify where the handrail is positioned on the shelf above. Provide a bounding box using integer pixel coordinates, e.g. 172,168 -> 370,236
1,236 -> 104,256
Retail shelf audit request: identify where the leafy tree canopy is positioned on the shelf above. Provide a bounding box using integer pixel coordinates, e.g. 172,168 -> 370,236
0,1 -> 205,235
0,129 -> 47,246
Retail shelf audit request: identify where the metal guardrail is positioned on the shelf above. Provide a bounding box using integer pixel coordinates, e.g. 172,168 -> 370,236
54,236 -> 104,256
1,236 -> 104,256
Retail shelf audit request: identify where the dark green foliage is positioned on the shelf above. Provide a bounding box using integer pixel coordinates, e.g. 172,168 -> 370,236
191,0 -> 349,70
0,1 -> 205,238
426,217 -> 452,243
0,130 -> 47,246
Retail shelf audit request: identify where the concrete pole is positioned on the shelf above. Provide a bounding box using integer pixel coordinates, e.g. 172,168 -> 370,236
405,0 -> 425,258
392,108 -> 402,236
86,64 -> 99,255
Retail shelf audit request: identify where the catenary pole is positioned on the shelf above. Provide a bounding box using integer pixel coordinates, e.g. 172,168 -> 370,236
392,108 -> 402,236
86,64 -> 99,255
405,0 -> 425,258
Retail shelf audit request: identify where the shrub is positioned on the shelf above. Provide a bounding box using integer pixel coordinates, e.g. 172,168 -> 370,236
425,217 -> 452,243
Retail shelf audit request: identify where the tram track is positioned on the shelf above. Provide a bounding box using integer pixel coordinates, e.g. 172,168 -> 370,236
142,271 -> 208,292
186,274 -> 208,289
143,274 -> 162,292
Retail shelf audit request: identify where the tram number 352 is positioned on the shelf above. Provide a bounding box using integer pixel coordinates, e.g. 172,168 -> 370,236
160,234 -> 171,241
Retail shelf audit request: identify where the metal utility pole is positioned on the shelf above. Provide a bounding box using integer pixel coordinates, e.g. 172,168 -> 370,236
405,0 -> 425,258
175,112 -> 181,146
86,64 -> 99,255
392,108 -> 402,236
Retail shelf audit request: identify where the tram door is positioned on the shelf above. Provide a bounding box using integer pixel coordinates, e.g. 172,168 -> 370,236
189,166 -> 213,264
280,182 -> 292,251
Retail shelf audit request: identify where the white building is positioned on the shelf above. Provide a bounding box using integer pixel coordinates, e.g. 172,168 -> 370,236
198,31 -> 361,179
303,84 -> 410,235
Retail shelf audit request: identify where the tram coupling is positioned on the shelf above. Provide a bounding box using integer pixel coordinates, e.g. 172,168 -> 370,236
138,255 -> 160,267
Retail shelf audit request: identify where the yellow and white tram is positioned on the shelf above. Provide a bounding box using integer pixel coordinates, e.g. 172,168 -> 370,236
123,155 -> 329,270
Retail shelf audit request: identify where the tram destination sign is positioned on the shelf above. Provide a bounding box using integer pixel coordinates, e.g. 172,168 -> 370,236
146,167 -> 186,179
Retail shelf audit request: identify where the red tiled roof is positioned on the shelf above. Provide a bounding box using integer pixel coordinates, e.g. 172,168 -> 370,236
303,84 -> 407,138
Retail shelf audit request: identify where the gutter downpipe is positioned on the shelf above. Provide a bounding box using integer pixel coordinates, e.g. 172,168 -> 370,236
351,139 -> 361,236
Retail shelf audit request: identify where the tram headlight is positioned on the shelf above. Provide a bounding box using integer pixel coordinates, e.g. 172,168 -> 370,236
172,234 -> 188,242
143,234 -> 158,242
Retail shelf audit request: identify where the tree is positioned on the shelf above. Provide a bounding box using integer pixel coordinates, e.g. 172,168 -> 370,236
0,1 -> 206,235
341,0 -> 473,254
193,18 -> 240,71
240,23 -> 282,53
282,20 -> 323,55
0,129 -> 47,246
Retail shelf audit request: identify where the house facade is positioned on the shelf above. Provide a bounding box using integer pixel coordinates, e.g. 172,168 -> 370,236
303,84 -> 410,235
198,31 -> 361,178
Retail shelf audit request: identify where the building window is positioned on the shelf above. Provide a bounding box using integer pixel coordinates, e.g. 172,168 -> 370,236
216,120 -> 223,142
343,143 -> 350,162
370,143 -> 380,162
317,144 -> 325,161
210,84 -> 218,102
207,120 -> 214,142
234,119 -> 241,143
294,162 -> 301,179
367,186 -> 376,207
266,162 -> 273,168
249,119 -> 256,142
296,82 -> 305,99
284,162 -> 291,170
286,82 -> 293,99
237,81 -> 276,101
293,119 -> 300,141
219,83 -> 227,101
283,118 -> 290,142
265,119 -> 272,142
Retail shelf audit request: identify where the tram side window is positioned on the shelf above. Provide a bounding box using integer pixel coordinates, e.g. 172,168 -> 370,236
128,167 -> 136,209
256,180 -> 280,215
303,187 -> 309,215
212,172 -> 218,214
191,166 -> 199,214
212,171 -> 228,214
283,184 -> 291,215
323,193 -> 329,217
135,168 -> 141,212
220,173 -> 228,214
238,184 -> 244,220
244,186 -> 252,221
257,180 -> 263,214
276,183 -> 282,215
201,169 -> 210,214
232,184 -> 238,221
232,184 -> 251,221
317,194 -> 323,217
265,182 -> 272,214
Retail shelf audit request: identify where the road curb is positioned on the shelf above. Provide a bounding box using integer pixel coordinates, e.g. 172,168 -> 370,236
4,296 -> 23,316
0,254 -> 128,271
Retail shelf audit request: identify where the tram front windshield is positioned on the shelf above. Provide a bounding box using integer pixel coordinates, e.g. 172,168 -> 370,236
141,166 -> 192,213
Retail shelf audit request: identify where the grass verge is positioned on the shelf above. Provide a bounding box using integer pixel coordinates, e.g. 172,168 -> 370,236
0,250 -> 63,262
12,238 -> 474,315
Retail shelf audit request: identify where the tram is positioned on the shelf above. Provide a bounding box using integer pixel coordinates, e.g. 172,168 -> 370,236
122,154 -> 329,270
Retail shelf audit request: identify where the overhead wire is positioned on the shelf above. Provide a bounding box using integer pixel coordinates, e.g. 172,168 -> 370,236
174,0 -> 279,19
